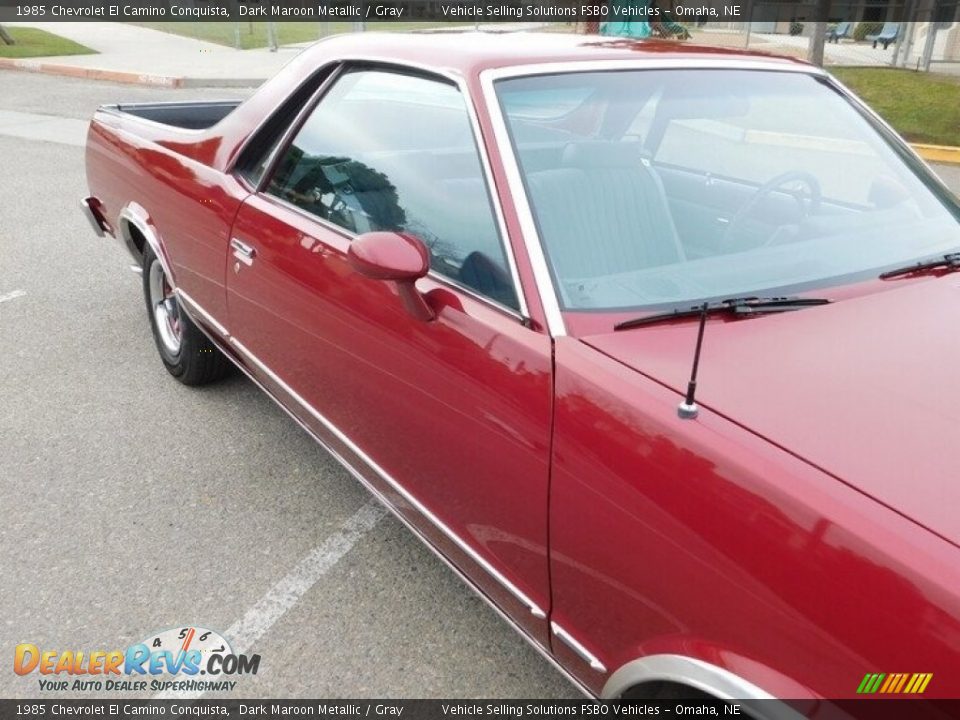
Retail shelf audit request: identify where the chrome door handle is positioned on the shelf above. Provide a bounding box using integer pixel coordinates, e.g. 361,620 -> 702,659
231,238 -> 257,266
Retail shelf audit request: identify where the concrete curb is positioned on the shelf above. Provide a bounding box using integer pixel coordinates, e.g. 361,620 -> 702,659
0,57 -> 182,87
913,143 -> 960,167
0,57 -> 265,88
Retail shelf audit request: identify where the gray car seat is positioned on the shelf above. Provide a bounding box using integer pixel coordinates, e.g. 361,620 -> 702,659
525,142 -> 685,284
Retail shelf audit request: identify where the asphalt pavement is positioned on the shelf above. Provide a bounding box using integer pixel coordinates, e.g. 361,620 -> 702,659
935,162 -> 960,192
0,69 -> 580,699
1,68 -> 958,702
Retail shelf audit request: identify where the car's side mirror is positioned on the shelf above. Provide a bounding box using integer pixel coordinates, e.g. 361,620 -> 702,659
348,231 -> 435,322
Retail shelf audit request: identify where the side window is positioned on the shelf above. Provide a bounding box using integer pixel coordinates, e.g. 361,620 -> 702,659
235,64 -> 337,187
266,69 -> 518,310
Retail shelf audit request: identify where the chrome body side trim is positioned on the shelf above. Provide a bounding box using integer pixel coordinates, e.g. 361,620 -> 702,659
80,197 -> 106,238
175,289 -> 228,337
551,622 -> 606,673
168,296 -> 799,708
479,59 -> 829,340
176,298 -> 591,698
118,207 -> 166,275
173,290 -> 544,618
227,333 -> 547,620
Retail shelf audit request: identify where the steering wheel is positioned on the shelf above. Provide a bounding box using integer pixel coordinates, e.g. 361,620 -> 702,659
723,171 -> 822,246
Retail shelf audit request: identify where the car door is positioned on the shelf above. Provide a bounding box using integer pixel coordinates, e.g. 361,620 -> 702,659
224,67 -> 554,644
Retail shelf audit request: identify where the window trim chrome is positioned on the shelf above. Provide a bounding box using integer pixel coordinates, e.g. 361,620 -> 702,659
238,62 -> 346,189
480,68 -> 566,338
480,59 -> 830,339
249,56 -> 531,324
484,57 -> 826,80
255,188 -> 527,323
224,40 -> 340,177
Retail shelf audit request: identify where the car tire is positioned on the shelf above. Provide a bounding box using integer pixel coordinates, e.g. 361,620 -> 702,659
142,244 -> 231,386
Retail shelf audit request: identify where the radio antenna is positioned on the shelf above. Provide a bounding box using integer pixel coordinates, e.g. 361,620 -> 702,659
677,303 -> 709,420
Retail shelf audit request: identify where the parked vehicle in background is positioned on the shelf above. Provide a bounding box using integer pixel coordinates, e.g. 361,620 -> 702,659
82,31 -> 960,710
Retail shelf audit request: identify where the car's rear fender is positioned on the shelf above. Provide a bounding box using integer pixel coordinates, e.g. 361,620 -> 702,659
118,202 -> 174,282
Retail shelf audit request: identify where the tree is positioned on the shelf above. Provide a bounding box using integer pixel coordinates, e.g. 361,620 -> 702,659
806,0 -> 832,67
808,21 -> 828,66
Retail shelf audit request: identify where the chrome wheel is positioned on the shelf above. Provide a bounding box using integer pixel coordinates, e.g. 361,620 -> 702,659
141,244 -> 229,385
148,260 -> 182,356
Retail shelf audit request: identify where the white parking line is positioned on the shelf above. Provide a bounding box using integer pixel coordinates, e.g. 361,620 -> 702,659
154,499 -> 387,699
0,289 -> 26,304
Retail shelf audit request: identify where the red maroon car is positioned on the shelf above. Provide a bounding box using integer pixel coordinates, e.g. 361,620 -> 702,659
82,31 -> 960,706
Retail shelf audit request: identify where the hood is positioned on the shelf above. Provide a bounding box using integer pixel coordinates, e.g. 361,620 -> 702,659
583,276 -> 960,548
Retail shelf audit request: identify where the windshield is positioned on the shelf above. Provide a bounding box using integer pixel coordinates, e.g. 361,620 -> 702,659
495,69 -> 960,312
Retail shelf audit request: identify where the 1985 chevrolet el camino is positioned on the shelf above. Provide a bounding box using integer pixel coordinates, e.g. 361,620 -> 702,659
82,31 -> 960,707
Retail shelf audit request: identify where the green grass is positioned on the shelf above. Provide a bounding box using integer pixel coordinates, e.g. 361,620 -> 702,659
0,27 -> 96,58
134,21 -> 473,50
831,67 -> 960,147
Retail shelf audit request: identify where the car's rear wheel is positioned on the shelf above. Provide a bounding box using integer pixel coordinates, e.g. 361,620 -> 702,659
143,244 -> 230,386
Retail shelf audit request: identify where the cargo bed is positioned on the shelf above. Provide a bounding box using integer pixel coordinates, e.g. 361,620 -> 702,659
109,101 -> 242,130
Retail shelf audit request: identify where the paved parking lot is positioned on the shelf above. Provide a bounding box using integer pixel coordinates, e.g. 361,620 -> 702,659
0,70 -> 580,699
1,68 -> 958,701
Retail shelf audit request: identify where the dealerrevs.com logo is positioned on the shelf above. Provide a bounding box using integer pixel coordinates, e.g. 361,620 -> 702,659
14,626 -> 260,693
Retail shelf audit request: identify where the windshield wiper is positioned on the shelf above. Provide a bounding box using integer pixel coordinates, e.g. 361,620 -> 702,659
614,296 -> 831,331
879,252 -> 960,279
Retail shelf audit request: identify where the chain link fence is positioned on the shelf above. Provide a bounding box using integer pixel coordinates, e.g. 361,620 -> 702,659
144,2 -> 960,72
665,4 -> 960,70
137,0 -> 484,52
145,21 -> 440,51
